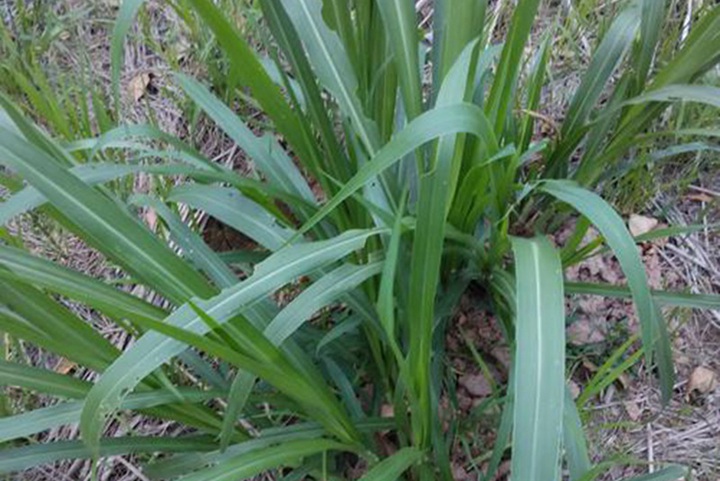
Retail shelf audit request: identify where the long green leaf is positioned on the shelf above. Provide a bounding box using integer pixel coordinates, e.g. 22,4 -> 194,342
485,0 -> 542,134
407,43 -> 488,447
218,262 -> 381,451
359,448 -> 424,481
510,236 -> 565,481
130,194 -> 237,289
110,0 -> 146,110
0,436 -> 217,475
260,0 -> 351,187
80,229 -> 380,452
0,360 -> 90,399
0,245 -> 166,325
0,279 -> 118,371
178,439 -> 347,481
634,0 -> 667,87
376,0 -> 422,119
0,389 -> 222,444
278,0 -> 380,154
622,466 -> 687,481
0,163 -> 140,225
541,181 -> 674,402
147,189 -> 324,443
0,125 -> 213,304
143,421 -> 337,479
175,74 -> 315,204
481,393 -> 513,481
561,4 -> 640,137
597,7 -> 720,175
168,185 -> 294,251
264,262 -> 382,345
433,0 -> 487,88
625,84 -> 720,109
168,183 -> 378,330
0,155 -> 307,221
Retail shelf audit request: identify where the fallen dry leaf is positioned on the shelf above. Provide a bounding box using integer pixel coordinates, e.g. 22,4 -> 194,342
175,37 -> 192,63
54,358 -> 76,375
616,372 -> 631,390
567,318 -> 607,345
128,73 -> 152,102
623,399 -> 643,421
451,463 -> 470,481
688,366 -> 717,396
144,208 -> 158,231
686,193 -> 714,203
629,214 -> 659,237
583,359 -> 599,373
491,346 -> 511,372
569,380 -> 581,400
644,249 -> 663,289
675,353 -> 692,366
458,374 -> 492,398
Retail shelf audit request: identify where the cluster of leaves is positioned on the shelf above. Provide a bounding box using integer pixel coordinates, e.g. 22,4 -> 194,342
1,0 -> 720,479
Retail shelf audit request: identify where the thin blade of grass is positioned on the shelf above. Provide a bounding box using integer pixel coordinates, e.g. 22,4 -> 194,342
623,466 -> 687,481
407,45 -> 492,448
376,0 -> 422,120
561,4 -> 640,137
168,185 -> 294,251
566,282 -> 720,310
0,164 -> 140,225
219,261 -> 381,451
93,308 -> 360,446
0,436 -> 217,475
624,84 -> 720,109
260,0 -> 351,186
264,262 -> 382,345
0,389 -> 222,444
178,439 -> 347,481
130,194 -> 237,289
563,388 -> 592,481
0,279 -> 118,371
633,0 -> 667,87
433,0 -> 487,88
485,0 -> 542,134
110,0 -> 146,111
142,421 -> 355,479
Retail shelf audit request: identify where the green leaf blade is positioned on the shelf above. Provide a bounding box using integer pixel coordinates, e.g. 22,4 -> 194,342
542,181 -> 674,402
510,236 -> 565,481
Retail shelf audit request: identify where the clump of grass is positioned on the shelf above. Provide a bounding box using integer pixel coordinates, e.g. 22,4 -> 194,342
0,2 -> 116,142
1,1 -> 720,480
